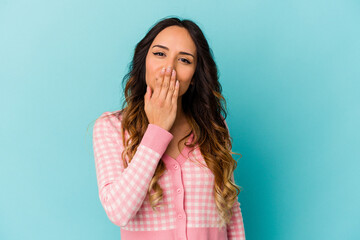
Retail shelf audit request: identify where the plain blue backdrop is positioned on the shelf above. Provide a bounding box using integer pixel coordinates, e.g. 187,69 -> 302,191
1,0 -> 359,239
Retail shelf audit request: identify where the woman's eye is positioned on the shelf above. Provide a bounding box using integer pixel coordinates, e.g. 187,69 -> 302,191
152,52 -> 191,64
181,58 -> 191,64
153,52 -> 165,56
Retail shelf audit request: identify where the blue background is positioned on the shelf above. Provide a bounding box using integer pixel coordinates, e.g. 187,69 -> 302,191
1,0 -> 359,239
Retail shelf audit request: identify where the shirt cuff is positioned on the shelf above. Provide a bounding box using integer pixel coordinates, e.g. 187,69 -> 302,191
140,124 -> 174,154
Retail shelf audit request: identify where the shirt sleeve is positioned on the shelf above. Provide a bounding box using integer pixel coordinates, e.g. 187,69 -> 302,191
226,173 -> 246,240
92,111 -> 174,227
223,118 -> 246,240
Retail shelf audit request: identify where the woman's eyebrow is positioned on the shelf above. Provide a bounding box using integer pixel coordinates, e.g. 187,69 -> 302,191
152,44 -> 195,58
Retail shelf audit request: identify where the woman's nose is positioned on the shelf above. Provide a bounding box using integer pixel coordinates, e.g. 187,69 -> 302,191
164,58 -> 177,70
164,64 -> 177,72
165,66 -> 173,73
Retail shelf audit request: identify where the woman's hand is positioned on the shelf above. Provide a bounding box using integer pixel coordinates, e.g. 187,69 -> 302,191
144,66 -> 180,132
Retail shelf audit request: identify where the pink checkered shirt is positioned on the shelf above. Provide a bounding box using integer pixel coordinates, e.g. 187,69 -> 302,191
93,111 -> 246,240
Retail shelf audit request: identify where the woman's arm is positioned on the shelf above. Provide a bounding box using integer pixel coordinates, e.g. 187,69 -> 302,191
92,112 -> 173,227
226,172 -> 246,240
223,118 -> 246,240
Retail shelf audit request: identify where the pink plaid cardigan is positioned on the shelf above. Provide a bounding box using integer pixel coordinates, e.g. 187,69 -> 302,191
93,111 -> 246,240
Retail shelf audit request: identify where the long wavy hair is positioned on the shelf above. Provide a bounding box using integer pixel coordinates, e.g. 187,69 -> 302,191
93,16 -> 243,228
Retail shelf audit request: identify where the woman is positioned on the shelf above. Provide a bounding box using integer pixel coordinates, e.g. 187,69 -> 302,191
93,17 -> 246,240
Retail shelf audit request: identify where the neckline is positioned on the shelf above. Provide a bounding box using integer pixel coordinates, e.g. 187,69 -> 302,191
163,132 -> 194,164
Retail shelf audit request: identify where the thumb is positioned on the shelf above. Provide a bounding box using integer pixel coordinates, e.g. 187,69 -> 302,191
145,85 -> 151,102
148,85 -> 152,98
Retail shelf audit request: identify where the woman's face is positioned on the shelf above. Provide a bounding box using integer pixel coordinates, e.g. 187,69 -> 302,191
145,26 -> 197,97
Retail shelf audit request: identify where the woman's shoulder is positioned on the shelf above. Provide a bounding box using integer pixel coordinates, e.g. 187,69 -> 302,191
97,109 -> 123,123
94,110 -> 124,136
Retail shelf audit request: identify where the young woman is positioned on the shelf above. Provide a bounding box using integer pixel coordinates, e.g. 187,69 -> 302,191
93,17 -> 246,240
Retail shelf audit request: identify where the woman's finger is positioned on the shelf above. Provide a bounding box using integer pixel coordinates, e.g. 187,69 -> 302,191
172,79 -> 180,105
159,67 -> 172,101
166,69 -> 176,102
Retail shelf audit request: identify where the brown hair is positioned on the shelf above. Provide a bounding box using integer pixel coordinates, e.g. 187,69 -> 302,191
93,16 -> 243,228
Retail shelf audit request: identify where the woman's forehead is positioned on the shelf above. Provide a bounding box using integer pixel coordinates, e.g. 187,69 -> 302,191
152,26 -> 196,56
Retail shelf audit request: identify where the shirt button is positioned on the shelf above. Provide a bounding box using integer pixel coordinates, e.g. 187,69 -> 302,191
177,188 -> 181,194
177,214 -> 182,219
173,164 -> 179,169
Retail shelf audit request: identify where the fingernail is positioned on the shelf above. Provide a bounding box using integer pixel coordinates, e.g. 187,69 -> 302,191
172,69 -> 175,76
166,66 -> 172,72
161,67 -> 165,73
